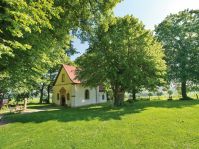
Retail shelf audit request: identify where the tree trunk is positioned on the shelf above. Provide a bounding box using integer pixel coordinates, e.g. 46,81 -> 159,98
113,89 -> 124,106
181,81 -> 187,99
132,88 -> 136,101
46,84 -> 51,104
0,100 -> 3,109
24,98 -> 28,110
39,83 -> 45,104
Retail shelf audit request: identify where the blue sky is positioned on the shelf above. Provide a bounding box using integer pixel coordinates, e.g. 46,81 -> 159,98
71,0 -> 199,60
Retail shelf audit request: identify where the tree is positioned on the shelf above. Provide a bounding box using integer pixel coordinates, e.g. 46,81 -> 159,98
77,16 -> 166,106
0,0 -> 62,57
0,0 -> 66,101
156,91 -> 163,100
0,0 -> 120,105
0,0 -> 120,58
10,78 -> 36,109
155,10 -> 199,99
187,83 -> 199,99
168,90 -> 173,100
148,92 -> 153,100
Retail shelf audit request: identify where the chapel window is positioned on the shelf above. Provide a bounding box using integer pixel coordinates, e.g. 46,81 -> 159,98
85,89 -> 90,100
62,74 -> 65,82
102,94 -> 105,100
57,93 -> 59,100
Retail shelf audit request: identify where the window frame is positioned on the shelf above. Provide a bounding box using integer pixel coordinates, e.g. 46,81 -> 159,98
57,93 -> 59,100
85,89 -> 90,100
102,94 -> 105,100
61,74 -> 65,82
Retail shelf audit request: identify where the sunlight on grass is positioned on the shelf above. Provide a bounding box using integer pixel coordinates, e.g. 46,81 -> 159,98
0,100 -> 199,149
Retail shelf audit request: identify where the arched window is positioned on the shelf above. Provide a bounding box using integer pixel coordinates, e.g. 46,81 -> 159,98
67,93 -> 70,100
85,89 -> 90,99
102,94 -> 105,100
57,93 -> 59,100
62,74 -> 65,82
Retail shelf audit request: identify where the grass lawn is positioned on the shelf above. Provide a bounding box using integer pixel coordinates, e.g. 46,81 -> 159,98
0,100 -> 199,149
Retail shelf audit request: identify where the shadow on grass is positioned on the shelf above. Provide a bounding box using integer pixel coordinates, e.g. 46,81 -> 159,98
27,103 -> 60,110
3,100 -> 199,124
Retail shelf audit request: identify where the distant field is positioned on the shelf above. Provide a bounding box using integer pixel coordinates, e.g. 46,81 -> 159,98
136,92 -> 198,101
0,100 -> 199,149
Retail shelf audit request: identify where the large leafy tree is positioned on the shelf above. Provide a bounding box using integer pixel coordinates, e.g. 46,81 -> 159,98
0,0 -> 120,57
0,0 -> 120,104
0,0 -> 64,99
155,10 -> 199,99
77,16 -> 166,106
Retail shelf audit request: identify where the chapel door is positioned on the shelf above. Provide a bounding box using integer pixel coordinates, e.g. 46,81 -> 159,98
61,95 -> 66,106
60,87 -> 66,106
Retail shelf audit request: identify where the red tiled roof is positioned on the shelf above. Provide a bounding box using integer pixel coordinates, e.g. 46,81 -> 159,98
63,64 -> 81,84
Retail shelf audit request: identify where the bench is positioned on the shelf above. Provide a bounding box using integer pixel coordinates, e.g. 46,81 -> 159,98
9,105 -> 24,113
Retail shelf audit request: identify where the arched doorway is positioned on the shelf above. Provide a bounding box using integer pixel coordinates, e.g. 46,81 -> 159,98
61,95 -> 66,106
60,87 -> 66,106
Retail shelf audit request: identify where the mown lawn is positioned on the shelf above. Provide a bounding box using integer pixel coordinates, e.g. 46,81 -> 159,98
0,100 -> 199,149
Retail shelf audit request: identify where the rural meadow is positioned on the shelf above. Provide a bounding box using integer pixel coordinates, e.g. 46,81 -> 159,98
0,0 -> 199,149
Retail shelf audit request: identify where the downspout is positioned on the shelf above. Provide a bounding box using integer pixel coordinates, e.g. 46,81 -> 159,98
74,84 -> 76,107
96,87 -> 98,104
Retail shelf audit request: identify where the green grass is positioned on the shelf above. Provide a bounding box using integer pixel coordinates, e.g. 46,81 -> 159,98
0,100 -> 199,149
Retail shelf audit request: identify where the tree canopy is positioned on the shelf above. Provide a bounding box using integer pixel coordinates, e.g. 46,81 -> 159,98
77,15 -> 166,106
0,0 -> 121,105
155,9 -> 199,99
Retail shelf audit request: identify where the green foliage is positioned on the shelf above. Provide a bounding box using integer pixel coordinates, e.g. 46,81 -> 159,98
167,90 -> 173,100
148,92 -> 153,99
0,0 -> 120,100
77,15 -> 166,106
155,9 -> 199,99
0,0 -> 66,98
0,0 -> 62,57
168,90 -> 173,96
157,91 -> 163,96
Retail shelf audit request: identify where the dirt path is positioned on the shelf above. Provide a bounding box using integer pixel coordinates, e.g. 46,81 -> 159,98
0,106 -> 59,126
21,108 -> 50,114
